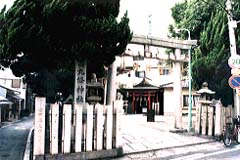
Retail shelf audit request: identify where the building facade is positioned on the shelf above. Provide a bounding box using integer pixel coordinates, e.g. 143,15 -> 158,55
116,44 -> 199,117
0,67 -> 26,123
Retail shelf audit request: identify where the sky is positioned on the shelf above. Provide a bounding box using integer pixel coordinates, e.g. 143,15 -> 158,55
0,0 -> 14,11
118,0 -> 184,38
0,0 -> 183,38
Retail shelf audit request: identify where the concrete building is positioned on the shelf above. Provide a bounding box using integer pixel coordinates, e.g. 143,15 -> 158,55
0,66 -> 27,123
116,44 -> 199,117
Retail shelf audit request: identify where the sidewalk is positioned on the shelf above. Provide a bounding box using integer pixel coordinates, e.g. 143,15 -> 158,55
121,115 -> 215,155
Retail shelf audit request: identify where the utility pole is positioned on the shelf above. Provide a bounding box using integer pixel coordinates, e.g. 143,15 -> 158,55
226,0 -> 240,116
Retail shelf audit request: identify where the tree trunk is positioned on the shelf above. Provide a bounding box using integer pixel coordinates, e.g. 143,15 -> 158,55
107,58 -> 117,105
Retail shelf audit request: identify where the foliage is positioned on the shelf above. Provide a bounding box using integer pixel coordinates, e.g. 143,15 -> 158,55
170,0 -> 240,106
0,0 -> 132,101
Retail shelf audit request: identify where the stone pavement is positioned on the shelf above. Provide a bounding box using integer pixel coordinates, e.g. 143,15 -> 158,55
121,115 -> 215,154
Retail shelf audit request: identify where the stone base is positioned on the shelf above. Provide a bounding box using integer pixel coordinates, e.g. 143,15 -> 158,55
35,148 -> 123,160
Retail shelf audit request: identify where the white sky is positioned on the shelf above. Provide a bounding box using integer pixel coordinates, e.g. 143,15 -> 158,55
119,0 -> 183,38
0,0 -> 14,11
0,0 -> 183,38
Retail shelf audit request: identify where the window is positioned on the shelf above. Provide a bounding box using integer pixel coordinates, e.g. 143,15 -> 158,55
12,79 -> 21,88
159,68 -> 170,75
183,95 -> 200,107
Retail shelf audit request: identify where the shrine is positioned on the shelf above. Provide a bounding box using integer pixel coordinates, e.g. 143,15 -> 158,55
123,78 -> 163,115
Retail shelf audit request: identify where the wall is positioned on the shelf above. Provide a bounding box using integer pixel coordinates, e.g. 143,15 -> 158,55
163,88 -> 175,116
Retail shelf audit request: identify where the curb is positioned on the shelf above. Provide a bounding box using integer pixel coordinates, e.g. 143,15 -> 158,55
23,127 -> 34,160
123,140 -> 216,156
0,119 -> 21,129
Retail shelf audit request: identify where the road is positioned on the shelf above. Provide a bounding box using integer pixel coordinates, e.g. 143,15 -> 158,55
0,116 -> 33,160
115,142 -> 240,159
115,115 -> 240,160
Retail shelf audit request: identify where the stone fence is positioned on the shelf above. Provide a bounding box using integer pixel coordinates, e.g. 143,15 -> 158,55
33,97 -> 123,160
195,99 -> 233,139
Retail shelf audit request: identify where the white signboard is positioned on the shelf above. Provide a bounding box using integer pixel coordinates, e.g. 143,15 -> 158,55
228,55 -> 240,68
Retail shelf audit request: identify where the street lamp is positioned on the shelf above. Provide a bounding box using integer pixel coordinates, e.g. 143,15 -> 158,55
175,28 -> 192,132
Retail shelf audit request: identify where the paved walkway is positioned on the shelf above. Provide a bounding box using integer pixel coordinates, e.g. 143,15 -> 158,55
0,116 -> 33,160
121,115 -> 214,154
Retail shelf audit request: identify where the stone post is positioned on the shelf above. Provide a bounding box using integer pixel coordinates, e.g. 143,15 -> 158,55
75,104 -> 83,152
215,100 -> 222,139
50,103 -> 59,154
114,100 -> 123,148
195,102 -> 201,134
208,106 -> 214,136
62,104 -> 72,153
106,105 -> 113,149
202,105 -> 207,135
174,48 -> 182,129
33,97 -> 46,156
86,104 -> 93,151
96,103 -> 104,150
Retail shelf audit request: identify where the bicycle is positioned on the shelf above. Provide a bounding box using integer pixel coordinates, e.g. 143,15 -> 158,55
222,115 -> 240,147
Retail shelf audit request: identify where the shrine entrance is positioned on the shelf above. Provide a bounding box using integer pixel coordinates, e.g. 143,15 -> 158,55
124,78 -> 164,115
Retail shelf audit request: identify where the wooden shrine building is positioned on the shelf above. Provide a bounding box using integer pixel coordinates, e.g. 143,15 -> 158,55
122,78 -> 164,115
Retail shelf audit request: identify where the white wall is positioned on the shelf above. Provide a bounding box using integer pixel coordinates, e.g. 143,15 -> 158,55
0,68 -> 26,100
163,88 -> 175,116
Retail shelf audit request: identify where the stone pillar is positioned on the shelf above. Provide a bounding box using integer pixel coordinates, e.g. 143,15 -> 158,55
208,106 -> 214,136
215,101 -> 222,139
34,97 -> 46,156
174,48 -> 182,129
86,104 -> 93,151
106,105 -> 113,149
114,100 -> 123,148
75,104 -> 83,152
62,104 -> 72,153
202,105 -> 207,135
195,102 -> 201,134
50,103 -> 59,154
96,103 -> 104,150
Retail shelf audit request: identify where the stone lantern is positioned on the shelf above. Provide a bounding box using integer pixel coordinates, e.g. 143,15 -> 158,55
195,82 -> 215,136
196,82 -> 215,102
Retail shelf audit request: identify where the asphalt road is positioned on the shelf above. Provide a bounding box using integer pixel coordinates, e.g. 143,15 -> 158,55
115,140 -> 240,160
193,145 -> 240,160
0,116 -> 33,160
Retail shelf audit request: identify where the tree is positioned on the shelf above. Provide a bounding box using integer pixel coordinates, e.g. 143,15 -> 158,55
170,0 -> 240,106
0,0 -> 132,102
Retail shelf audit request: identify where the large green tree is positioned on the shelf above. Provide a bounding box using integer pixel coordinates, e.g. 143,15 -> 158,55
0,0 -> 132,101
170,0 -> 240,106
